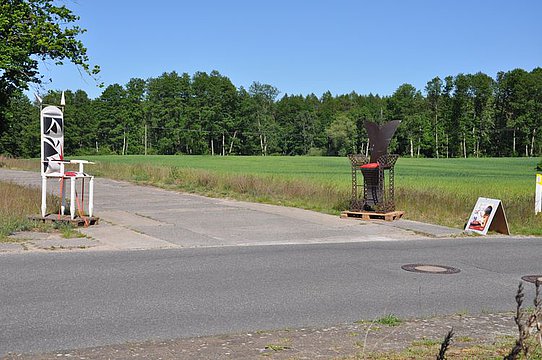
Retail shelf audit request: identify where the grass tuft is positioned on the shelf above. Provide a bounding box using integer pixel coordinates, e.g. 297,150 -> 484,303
375,314 -> 402,327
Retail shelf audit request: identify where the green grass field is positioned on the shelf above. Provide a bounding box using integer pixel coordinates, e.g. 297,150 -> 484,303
3,155 -> 541,235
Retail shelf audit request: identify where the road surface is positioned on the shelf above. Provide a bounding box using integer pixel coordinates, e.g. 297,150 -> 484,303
0,169 -> 540,355
2,238 -> 542,354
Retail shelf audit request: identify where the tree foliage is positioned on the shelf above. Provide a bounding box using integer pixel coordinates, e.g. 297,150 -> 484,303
0,0 -> 100,157
0,0 -> 100,97
1,66 -> 541,158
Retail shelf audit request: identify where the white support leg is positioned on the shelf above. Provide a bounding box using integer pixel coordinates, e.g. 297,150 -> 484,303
41,176 -> 47,217
61,178 -> 67,215
88,176 -> 94,217
70,177 -> 76,220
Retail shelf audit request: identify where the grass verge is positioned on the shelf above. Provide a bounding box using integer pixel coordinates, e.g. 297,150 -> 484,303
0,180 -> 67,242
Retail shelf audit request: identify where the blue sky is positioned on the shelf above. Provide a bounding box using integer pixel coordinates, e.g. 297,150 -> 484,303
35,0 -> 541,99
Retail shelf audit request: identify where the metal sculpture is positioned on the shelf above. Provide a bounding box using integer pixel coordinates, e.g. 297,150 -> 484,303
39,93 -> 95,220
348,120 -> 400,213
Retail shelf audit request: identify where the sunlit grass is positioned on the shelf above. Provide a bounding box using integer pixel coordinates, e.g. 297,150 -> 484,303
0,181 -> 60,241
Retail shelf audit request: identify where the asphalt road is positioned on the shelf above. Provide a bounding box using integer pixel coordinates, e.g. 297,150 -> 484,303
2,237 -> 542,355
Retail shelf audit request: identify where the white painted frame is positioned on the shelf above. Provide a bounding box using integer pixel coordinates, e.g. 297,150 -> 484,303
40,104 -> 94,220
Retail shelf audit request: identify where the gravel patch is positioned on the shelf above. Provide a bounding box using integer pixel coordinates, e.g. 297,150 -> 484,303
4,312 -> 518,359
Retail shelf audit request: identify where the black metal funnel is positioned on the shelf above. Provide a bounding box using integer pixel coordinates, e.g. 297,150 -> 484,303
364,120 -> 401,163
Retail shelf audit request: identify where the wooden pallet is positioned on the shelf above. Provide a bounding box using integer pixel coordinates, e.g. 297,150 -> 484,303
28,214 -> 100,227
340,210 -> 404,221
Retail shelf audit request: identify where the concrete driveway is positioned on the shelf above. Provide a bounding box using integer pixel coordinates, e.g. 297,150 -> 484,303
0,169 -> 463,252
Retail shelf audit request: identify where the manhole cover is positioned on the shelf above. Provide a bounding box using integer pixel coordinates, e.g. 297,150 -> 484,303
401,264 -> 461,274
521,275 -> 542,284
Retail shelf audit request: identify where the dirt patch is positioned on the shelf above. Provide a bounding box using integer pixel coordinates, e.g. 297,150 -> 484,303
4,312 -> 518,359
2,231 -> 98,253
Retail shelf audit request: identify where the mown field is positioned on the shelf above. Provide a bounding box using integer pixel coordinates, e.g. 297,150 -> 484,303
2,155 -> 541,235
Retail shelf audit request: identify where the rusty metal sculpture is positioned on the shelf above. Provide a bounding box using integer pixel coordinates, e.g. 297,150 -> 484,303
348,120 -> 400,213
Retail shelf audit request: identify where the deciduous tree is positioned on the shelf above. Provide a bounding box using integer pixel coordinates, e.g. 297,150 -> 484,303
0,0 -> 99,97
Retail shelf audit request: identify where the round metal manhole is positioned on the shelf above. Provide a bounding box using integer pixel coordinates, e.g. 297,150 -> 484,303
521,275 -> 542,284
401,264 -> 461,274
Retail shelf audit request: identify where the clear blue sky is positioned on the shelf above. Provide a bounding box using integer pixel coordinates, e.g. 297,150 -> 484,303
35,0 -> 542,99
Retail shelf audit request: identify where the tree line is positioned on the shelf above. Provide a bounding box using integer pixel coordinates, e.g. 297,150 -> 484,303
0,68 -> 541,158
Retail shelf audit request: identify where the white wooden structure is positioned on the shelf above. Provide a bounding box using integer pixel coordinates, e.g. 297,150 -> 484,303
40,99 -> 94,220
536,173 -> 541,215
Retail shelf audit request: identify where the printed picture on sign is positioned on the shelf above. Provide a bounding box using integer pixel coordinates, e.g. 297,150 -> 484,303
468,204 -> 493,231
465,197 -> 510,236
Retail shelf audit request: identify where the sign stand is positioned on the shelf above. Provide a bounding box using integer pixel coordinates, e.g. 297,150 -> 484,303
536,173 -> 541,215
465,197 -> 510,235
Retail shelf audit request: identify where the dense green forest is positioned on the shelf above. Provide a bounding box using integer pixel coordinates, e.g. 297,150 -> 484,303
0,67 -> 541,158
